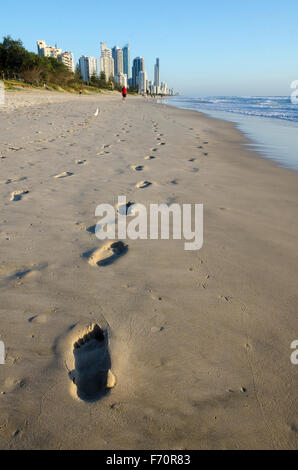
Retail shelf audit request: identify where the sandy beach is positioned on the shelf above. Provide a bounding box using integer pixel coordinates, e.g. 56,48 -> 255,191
0,89 -> 297,450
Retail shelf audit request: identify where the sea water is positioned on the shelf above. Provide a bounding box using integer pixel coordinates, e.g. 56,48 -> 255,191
165,96 -> 298,171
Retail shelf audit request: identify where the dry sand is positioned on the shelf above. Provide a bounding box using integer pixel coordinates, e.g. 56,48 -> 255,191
0,90 -> 297,450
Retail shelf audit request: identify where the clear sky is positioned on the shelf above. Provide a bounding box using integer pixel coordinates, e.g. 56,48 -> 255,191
1,0 -> 298,96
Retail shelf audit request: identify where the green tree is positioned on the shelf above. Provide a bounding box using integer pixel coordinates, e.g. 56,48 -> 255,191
99,71 -> 108,88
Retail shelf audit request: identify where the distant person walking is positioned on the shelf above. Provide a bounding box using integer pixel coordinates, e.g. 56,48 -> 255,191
122,86 -> 127,102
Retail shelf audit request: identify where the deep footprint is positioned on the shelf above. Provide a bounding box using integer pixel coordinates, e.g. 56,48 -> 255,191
70,324 -> 115,401
54,171 -> 73,179
131,165 -> 144,171
136,181 -> 152,189
88,241 -> 128,266
10,190 -> 29,201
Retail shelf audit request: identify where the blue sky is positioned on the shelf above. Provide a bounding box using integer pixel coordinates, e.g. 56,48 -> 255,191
1,0 -> 298,96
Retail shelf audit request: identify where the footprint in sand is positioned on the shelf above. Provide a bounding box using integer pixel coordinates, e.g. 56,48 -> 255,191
88,241 -> 128,266
151,326 -> 165,333
69,324 -> 116,401
188,158 -> 197,162
10,190 -> 29,202
145,155 -> 156,160
136,181 -> 152,189
151,148 -> 158,153
76,160 -> 87,165
54,171 -> 73,179
86,224 -> 96,234
116,201 -> 135,215
9,147 -> 23,152
131,165 -> 144,171
2,263 -> 48,285
28,314 -> 47,324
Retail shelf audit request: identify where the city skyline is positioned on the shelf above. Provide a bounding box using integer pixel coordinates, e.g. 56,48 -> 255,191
2,0 -> 298,95
37,38 -> 170,93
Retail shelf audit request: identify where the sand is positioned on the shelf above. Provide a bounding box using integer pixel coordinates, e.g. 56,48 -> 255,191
0,89 -> 297,450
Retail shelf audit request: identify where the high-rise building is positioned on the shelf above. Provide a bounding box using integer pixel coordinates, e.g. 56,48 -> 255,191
154,58 -> 160,87
37,40 -> 74,72
112,46 -> 123,76
132,57 -> 145,88
122,44 -> 130,78
100,43 -> 114,81
79,56 -> 98,83
160,81 -> 169,95
138,70 -> 147,94
114,73 -> 128,88
60,51 -> 75,72
37,40 -> 62,58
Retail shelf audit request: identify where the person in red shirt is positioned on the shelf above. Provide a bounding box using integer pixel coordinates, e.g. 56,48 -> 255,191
122,86 -> 127,102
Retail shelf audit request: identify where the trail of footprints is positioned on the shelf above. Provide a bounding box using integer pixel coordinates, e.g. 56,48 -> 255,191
85,120 -> 162,268
3,112 -> 213,404
3,108 -> 103,201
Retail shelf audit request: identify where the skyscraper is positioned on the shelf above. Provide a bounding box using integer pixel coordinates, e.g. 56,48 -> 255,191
79,56 -> 98,83
138,71 -> 147,94
100,43 -> 114,81
154,58 -> 160,87
132,57 -> 145,88
60,51 -> 75,72
112,46 -> 123,76
114,73 -> 128,88
122,43 -> 130,78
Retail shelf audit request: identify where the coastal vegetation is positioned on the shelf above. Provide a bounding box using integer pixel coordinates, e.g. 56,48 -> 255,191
0,36 -> 125,94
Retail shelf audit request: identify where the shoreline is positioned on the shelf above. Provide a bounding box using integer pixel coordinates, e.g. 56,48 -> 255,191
3,89 -> 297,176
0,90 -> 297,450
160,99 -> 298,178
164,97 -> 298,172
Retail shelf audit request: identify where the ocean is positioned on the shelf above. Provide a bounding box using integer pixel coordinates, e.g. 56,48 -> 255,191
164,96 -> 298,171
